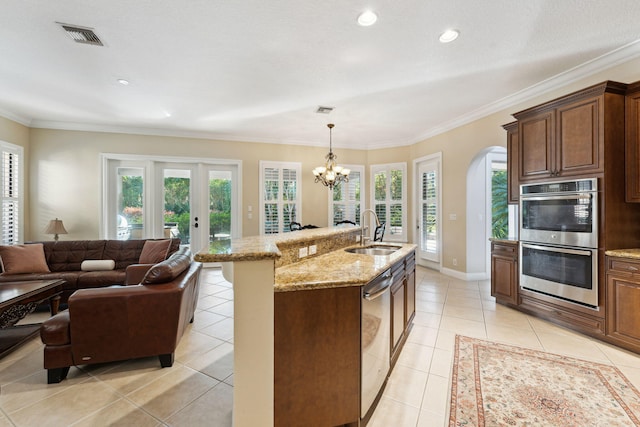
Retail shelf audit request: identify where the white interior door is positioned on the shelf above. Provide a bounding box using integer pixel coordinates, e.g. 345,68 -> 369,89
416,155 -> 441,264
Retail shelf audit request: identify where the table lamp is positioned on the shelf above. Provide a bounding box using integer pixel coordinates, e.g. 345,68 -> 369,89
44,218 -> 68,241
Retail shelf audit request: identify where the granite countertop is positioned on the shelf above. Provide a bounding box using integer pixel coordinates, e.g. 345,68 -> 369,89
274,243 -> 416,292
605,249 -> 640,259
193,226 -> 359,263
194,226 -> 416,292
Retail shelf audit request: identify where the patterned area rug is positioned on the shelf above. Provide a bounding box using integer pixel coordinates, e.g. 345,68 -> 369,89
449,335 -> 640,426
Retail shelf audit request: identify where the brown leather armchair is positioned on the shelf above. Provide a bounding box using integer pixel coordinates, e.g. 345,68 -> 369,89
40,247 -> 202,383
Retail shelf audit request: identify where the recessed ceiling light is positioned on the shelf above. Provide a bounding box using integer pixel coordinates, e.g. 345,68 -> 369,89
439,29 -> 459,43
117,79 -> 129,86
357,10 -> 378,26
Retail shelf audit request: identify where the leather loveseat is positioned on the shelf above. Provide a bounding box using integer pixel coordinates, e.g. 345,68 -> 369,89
0,238 -> 180,303
40,247 -> 202,383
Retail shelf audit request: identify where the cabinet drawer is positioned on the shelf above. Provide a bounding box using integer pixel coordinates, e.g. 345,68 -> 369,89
491,242 -> 518,257
608,257 -> 640,274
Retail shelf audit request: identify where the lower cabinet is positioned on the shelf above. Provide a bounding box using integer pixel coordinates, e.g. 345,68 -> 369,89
490,240 -> 519,305
390,266 -> 405,363
605,256 -> 640,353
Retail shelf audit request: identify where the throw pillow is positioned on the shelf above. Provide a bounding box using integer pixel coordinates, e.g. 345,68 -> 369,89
0,243 -> 51,274
80,259 -> 116,271
139,239 -> 171,264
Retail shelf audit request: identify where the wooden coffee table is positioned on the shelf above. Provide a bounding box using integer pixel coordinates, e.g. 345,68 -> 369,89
0,279 -> 64,358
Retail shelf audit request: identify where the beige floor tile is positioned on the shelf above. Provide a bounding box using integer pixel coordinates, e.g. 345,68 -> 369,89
191,310 -> 227,330
412,311 -> 442,328
0,369 -> 90,413
185,342 -> 234,382
8,378 -> 121,427
482,306 -> 534,330
384,365 -> 428,408
447,279 -> 478,290
395,342 -> 434,373
0,339 -> 43,385
174,329 -> 225,364
70,398 -> 162,427
92,357 -> 176,395
420,373 -> 450,416
166,382 -> 233,427
407,325 -> 438,348
443,295 -> 484,310
442,305 -> 484,322
536,331 -> 611,363
594,341 -> 640,368
416,290 -> 446,303
126,365 -> 219,420
417,408 -> 447,427
199,317 -> 234,342
214,289 -> 234,300
196,295 -> 228,310
446,289 -> 481,300
414,300 -> 444,315
438,316 -> 487,339
485,323 -> 544,350
434,329 -> 457,351
428,348 -> 453,378
367,397 -> 420,427
206,300 -> 234,317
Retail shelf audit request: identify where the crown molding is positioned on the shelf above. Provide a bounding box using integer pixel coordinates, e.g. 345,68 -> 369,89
0,108 -> 32,127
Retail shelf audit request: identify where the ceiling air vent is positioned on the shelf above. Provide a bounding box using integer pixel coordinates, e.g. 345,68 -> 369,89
58,23 -> 103,46
316,106 -> 334,114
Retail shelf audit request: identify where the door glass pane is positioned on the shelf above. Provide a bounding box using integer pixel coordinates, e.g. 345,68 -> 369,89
164,169 -> 191,244
491,162 -> 508,238
118,167 -> 144,240
374,171 -> 386,201
422,170 -> 437,254
390,169 -> 402,200
209,170 -> 232,242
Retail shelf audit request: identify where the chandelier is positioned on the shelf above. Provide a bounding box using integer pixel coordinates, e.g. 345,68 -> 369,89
312,123 -> 350,190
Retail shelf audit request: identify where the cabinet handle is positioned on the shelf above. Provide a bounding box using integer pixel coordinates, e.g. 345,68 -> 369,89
627,266 -> 638,271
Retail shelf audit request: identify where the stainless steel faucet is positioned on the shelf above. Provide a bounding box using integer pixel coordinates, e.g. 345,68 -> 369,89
360,209 -> 380,246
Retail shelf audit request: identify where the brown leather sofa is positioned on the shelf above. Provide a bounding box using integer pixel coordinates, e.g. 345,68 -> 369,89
0,239 -> 180,303
39,247 -> 202,383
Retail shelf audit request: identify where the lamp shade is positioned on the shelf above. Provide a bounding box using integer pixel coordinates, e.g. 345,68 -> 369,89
44,218 -> 68,240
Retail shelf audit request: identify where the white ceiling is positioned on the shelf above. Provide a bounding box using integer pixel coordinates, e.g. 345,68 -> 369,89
1,0 -> 640,150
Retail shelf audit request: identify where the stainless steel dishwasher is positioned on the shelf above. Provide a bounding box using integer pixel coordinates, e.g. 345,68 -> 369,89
361,268 -> 392,418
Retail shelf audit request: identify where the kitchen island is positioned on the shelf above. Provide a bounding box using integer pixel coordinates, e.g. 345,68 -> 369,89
195,226 -> 416,427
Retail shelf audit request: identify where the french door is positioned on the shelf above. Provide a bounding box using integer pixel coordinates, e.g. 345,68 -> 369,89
103,156 -> 240,254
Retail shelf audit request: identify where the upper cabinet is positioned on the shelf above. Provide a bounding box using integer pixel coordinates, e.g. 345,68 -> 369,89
513,81 -> 627,183
626,82 -> 640,202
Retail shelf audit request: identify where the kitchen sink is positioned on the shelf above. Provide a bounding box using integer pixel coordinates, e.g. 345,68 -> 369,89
345,244 -> 401,256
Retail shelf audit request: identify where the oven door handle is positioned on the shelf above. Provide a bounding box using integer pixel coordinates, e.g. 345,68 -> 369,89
521,194 -> 592,202
521,243 -> 594,256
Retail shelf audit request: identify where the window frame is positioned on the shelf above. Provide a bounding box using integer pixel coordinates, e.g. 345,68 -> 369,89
370,162 -> 407,242
0,141 -> 24,245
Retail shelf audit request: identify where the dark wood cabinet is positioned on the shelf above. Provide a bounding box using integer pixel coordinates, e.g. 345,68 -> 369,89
502,121 -> 519,204
274,286 -> 360,427
625,82 -> 640,202
405,252 -> 416,328
605,256 -> 640,353
390,259 -> 406,365
513,81 -> 627,183
490,240 -> 518,306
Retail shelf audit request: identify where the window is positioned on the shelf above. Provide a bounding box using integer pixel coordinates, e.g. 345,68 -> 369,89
371,163 -> 407,242
0,142 -> 23,245
330,165 -> 364,225
260,161 -> 301,234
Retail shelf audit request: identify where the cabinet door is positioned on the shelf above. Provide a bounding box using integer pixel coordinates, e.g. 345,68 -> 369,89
556,97 -> 602,177
490,243 -> 518,305
606,274 -> 640,351
519,111 -> 554,181
503,122 -> 519,204
391,277 -> 405,357
626,88 -> 640,202
405,256 -> 416,328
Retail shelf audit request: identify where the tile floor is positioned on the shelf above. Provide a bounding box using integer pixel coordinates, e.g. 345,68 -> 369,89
1,266 -> 639,426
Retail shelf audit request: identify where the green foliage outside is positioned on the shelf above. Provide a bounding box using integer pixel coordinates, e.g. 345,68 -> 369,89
492,170 -> 509,238
120,175 -> 231,241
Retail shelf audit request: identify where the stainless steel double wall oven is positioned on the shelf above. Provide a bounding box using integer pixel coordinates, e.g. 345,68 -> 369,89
519,178 -> 599,308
